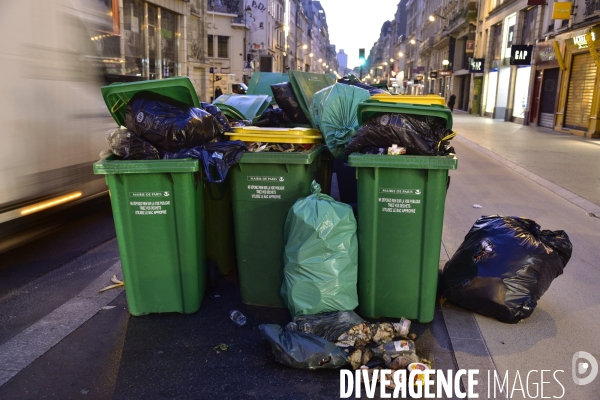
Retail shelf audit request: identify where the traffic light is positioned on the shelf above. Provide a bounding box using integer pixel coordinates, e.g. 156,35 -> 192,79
358,48 -> 365,66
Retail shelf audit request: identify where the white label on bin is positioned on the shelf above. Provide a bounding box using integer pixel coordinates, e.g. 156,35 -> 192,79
247,176 -> 285,183
379,188 -> 421,214
247,184 -> 284,200
129,192 -> 171,215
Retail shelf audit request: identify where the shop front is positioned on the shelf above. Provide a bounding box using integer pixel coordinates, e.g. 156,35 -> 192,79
555,25 -> 600,137
529,41 -> 562,128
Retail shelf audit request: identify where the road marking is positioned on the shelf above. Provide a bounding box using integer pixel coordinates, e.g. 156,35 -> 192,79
0,262 -> 124,387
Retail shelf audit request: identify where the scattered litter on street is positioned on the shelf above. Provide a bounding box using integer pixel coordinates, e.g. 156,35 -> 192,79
230,310 -> 247,326
101,306 -> 116,310
213,343 -> 229,353
99,275 -> 124,293
472,204 -> 483,208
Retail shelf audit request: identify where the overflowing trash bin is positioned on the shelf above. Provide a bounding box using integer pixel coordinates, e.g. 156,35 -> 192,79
347,94 -> 457,323
94,77 -> 237,315
229,144 -> 327,307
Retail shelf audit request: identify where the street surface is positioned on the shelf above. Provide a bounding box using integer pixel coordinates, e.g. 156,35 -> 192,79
1,113 -> 599,399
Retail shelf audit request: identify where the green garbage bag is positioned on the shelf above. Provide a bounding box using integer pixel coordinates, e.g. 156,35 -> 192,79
310,83 -> 370,159
282,181 -> 358,316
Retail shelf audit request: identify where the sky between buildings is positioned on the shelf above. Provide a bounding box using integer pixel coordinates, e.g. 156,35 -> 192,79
316,0 -> 399,69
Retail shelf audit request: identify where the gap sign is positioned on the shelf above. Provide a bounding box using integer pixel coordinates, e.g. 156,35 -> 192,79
469,58 -> 485,73
510,45 -> 533,65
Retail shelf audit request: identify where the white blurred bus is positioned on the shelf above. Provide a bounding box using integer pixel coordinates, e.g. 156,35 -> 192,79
0,0 -> 119,249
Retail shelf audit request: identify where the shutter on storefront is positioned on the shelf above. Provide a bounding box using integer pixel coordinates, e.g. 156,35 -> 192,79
564,53 -> 596,129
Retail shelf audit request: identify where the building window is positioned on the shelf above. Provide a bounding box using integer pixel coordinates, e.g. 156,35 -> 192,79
218,36 -> 229,58
208,35 -> 214,57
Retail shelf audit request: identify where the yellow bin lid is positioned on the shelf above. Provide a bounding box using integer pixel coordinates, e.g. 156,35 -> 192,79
233,126 -> 322,136
225,132 -> 323,144
370,94 -> 447,107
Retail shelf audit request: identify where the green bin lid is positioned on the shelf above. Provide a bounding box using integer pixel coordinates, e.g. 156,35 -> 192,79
347,154 -> 457,170
288,71 -> 336,128
213,94 -> 271,121
101,77 -> 200,127
238,144 -> 324,165
247,72 -> 289,104
357,101 -> 453,128
93,154 -> 199,175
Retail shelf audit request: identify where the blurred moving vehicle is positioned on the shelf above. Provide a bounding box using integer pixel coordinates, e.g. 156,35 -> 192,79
0,0 -> 116,251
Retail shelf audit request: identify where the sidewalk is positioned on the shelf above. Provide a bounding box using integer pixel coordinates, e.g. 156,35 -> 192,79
440,113 -> 600,399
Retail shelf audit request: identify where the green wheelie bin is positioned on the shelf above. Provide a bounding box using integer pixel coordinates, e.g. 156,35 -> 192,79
348,94 -> 457,323
94,156 -> 206,316
229,145 -> 326,307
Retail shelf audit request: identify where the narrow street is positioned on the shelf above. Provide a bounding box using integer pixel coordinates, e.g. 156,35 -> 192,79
0,113 -> 599,399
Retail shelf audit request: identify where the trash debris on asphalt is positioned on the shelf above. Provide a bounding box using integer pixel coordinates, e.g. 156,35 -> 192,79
229,310 -> 247,326
259,324 -> 349,369
101,306 -> 116,310
441,215 -> 573,323
472,204 -> 483,208
99,275 -> 124,293
282,181 -> 358,316
213,343 -> 229,352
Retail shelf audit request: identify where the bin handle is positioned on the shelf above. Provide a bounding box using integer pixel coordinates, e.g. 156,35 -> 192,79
110,93 -> 130,114
437,131 -> 457,153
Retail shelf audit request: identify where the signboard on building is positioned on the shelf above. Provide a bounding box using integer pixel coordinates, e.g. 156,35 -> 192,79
466,40 -> 475,53
438,70 -> 453,76
552,2 -> 573,20
469,58 -> 485,73
429,71 -> 438,79
412,66 -> 425,73
535,42 -> 559,69
527,0 -> 546,5
510,45 -> 533,65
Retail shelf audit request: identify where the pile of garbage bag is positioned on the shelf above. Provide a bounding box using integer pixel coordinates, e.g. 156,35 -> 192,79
310,83 -> 370,159
345,113 -> 455,156
441,215 -> 572,323
282,181 -> 358,316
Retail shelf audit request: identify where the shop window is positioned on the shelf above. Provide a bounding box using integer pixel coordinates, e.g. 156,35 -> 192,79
218,36 -> 229,58
521,7 -> 537,45
208,35 -> 214,57
148,4 -> 158,79
123,0 -> 144,77
161,9 -> 178,78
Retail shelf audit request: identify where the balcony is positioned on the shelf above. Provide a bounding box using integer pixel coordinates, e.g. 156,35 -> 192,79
584,0 -> 600,16
231,17 -> 250,30
446,2 -> 477,34
419,37 -> 435,55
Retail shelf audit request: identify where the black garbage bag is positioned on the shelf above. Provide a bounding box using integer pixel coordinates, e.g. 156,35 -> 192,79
253,107 -> 290,127
201,102 -> 232,132
104,127 -> 161,160
293,311 -> 366,343
125,91 -> 224,152
162,140 -> 247,183
337,77 -> 389,96
441,215 -> 572,323
270,82 -> 310,124
259,324 -> 348,369
345,113 -> 455,156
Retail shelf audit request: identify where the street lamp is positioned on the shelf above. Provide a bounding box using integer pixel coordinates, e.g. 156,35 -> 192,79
398,52 -> 404,57
410,38 -> 423,45
428,14 -> 447,22
243,4 -> 252,82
